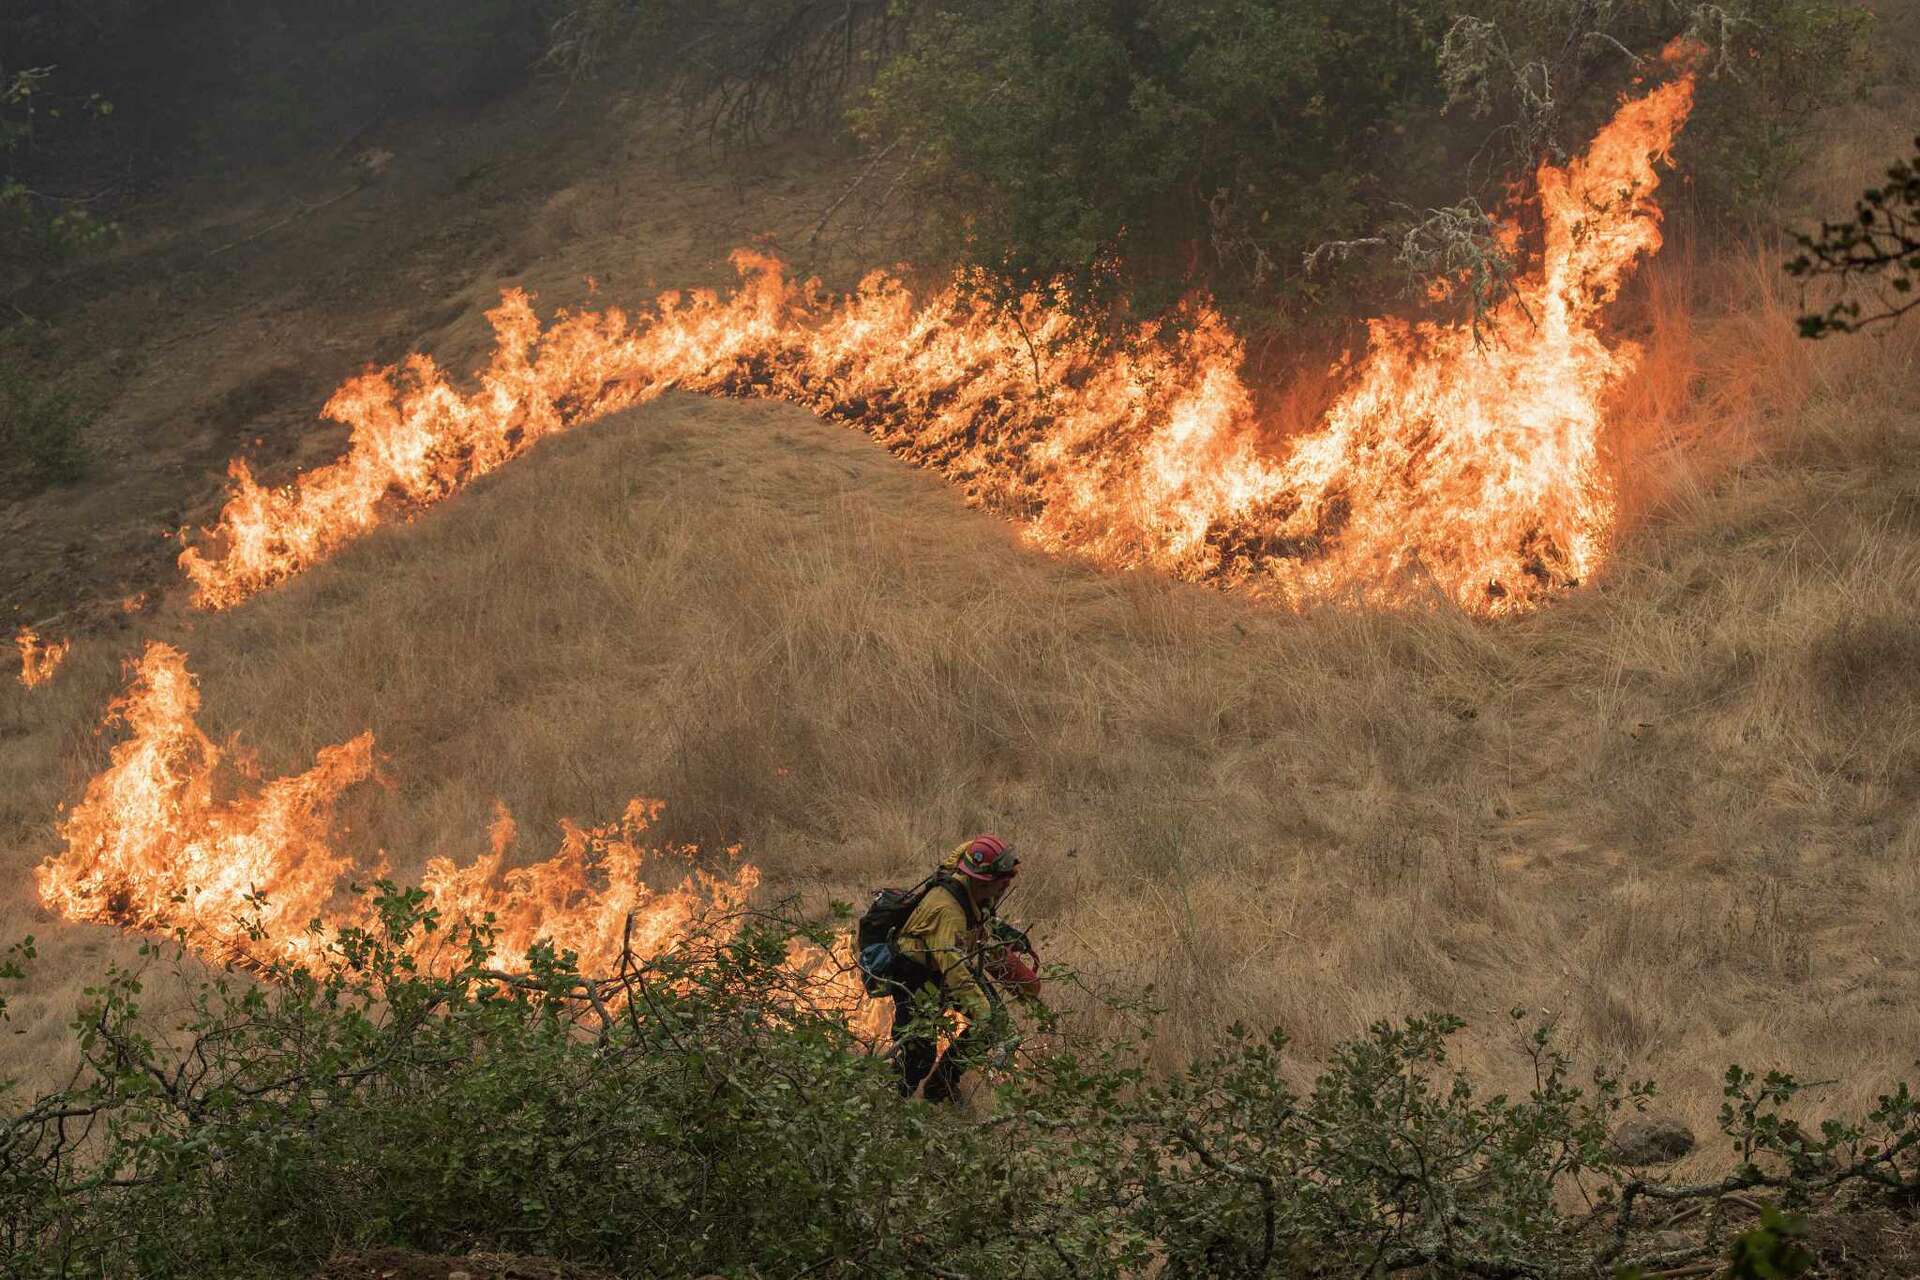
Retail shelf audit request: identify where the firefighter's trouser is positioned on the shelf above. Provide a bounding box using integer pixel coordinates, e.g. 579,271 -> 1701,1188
890,987 -> 975,1103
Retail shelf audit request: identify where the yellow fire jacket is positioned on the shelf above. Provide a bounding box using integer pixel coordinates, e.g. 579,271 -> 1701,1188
893,878 -> 990,1022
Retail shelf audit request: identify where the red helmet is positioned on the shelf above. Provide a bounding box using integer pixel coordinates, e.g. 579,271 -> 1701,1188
956,834 -> 1019,881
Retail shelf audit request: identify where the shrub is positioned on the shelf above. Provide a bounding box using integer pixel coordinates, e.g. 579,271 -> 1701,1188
1438,0 -> 1871,219
9,886 -> 1920,1277
0,892 -> 1139,1277
1672,0 -> 1874,221
1,64 -> 117,271
852,0 -> 1455,326
846,0 -> 1867,330
0,360 -> 88,489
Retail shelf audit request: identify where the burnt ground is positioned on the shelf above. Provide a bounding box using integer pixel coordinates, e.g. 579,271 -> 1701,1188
1803,1205 -> 1920,1278
1,76 -> 862,642
1569,1197 -> 1920,1279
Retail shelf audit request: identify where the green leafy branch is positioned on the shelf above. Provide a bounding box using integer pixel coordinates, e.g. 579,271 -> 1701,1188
1788,136 -> 1920,337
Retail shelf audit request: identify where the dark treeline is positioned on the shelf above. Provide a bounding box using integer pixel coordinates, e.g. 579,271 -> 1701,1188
0,1 -> 1876,319
3,2 -> 548,184
1,2 -> 554,490
556,0 -> 1871,331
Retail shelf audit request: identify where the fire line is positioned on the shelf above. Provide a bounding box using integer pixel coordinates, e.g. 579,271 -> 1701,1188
35,642 -> 885,1035
178,67 -> 1696,618
34,57 -> 1701,1013
35,642 -> 756,973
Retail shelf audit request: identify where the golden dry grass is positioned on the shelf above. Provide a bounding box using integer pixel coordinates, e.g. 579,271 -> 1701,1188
6,16 -> 1920,1172
5,262 -> 1919,1161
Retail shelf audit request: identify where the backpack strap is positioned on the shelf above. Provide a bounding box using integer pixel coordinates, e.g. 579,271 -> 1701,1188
931,872 -> 982,930
880,871 -> 939,947
883,872 -> 983,997
885,871 -> 979,942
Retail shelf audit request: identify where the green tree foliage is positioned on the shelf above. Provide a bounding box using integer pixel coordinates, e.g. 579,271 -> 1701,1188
0,892 -> 1140,1277
1,62 -> 115,267
1436,0 -> 1870,214
1787,136 -> 1920,337
1103,1013 -> 1651,1277
853,0 -> 1455,323
8,893 -> 1920,1277
850,0 -> 1871,332
1671,0 -> 1873,218
1724,1207 -> 1815,1279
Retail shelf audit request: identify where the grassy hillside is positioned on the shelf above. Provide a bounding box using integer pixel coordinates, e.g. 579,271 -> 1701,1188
6,253 -> 1918,1154
3,1 -> 1919,1226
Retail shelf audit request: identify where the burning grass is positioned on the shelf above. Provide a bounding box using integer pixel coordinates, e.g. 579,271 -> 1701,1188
14,626 -> 69,688
178,66 -> 1697,616
33,640 -> 773,978
8,254 -> 1919,1138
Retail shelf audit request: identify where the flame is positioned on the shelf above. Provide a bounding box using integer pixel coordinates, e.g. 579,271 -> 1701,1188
35,642 -> 371,964
35,643 -> 764,976
417,796 -> 760,974
15,626 -> 71,688
177,70 -> 1695,616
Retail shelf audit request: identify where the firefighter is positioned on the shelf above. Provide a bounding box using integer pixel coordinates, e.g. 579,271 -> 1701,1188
888,834 -> 1025,1102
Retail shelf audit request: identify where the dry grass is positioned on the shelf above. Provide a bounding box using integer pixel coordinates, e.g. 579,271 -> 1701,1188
6,268 -> 1919,1156
6,14 -> 1920,1172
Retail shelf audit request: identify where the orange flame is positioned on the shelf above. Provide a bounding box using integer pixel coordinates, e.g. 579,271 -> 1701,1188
1267,72 -> 1696,605
15,626 -> 71,688
417,796 -> 760,974
36,643 -> 763,976
178,72 -> 1694,615
35,642 -> 371,964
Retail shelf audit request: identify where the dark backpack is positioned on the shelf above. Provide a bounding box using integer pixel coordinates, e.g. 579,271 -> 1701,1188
855,872 -> 973,997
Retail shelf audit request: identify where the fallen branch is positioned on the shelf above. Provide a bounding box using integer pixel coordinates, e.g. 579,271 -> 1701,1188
1597,1130 -> 1920,1269
205,184 -> 366,259
807,137 -> 901,251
